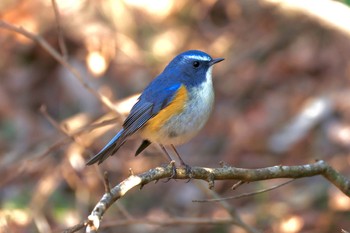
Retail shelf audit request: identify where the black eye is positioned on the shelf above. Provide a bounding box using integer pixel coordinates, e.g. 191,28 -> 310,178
192,61 -> 200,68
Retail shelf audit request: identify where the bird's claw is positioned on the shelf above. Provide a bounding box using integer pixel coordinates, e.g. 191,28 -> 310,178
182,163 -> 193,183
171,161 -> 177,179
163,160 -> 177,183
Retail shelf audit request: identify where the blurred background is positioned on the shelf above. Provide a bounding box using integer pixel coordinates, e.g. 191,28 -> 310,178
1,0 -> 350,232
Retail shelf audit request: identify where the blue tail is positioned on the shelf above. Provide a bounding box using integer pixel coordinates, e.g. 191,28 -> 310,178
86,129 -> 125,165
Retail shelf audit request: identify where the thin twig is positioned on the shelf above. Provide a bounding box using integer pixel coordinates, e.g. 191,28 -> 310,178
193,179 -> 295,202
40,105 -> 68,134
51,0 -> 68,58
0,20 -> 115,111
102,217 -> 235,227
194,180 -> 260,233
26,116 -> 118,169
103,171 -> 111,194
115,203 -> 134,220
62,221 -> 86,233
39,105 -> 91,149
231,180 -> 245,190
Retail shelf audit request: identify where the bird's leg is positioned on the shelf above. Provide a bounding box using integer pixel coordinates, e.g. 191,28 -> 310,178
159,144 -> 173,162
171,144 -> 192,179
159,144 -> 176,179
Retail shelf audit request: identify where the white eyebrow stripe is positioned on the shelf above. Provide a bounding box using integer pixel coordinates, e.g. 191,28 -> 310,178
185,55 -> 211,61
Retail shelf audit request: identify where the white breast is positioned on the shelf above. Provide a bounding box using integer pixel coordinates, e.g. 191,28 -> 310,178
142,67 -> 215,145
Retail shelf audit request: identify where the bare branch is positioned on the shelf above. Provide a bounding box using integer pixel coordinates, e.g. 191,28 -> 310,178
0,20 -> 115,111
73,160 -> 349,232
103,171 -> 111,194
51,0 -> 68,58
62,221 -> 86,233
194,179 -> 295,202
194,180 -> 260,233
102,217 -> 235,227
231,180 -> 245,190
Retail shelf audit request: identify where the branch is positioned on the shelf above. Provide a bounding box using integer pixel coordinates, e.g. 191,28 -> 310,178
76,160 -> 349,232
0,20 -> 115,111
193,180 -> 260,233
51,0 -> 68,58
193,179 -> 296,202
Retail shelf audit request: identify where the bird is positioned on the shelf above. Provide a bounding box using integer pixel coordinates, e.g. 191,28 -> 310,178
86,50 -> 224,168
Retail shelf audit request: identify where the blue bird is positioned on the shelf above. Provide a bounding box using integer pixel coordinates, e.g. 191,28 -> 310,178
86,50 -> 224,167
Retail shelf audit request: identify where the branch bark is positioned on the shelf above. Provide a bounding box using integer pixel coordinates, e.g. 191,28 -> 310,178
75,160 -> 350,233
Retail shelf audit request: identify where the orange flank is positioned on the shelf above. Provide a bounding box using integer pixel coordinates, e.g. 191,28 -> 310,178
144,85 -> 188,132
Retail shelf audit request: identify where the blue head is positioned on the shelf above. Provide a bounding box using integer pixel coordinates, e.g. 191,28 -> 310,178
162,50 -> 224,88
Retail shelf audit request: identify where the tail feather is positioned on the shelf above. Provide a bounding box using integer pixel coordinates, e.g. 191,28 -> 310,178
86,129 -> 125,165
135,140 -> 151,156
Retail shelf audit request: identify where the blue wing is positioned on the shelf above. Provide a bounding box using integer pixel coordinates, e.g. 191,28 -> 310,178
86,82 -> 181,165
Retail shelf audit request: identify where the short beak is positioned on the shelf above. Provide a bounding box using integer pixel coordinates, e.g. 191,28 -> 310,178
209,57 -> 225,66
